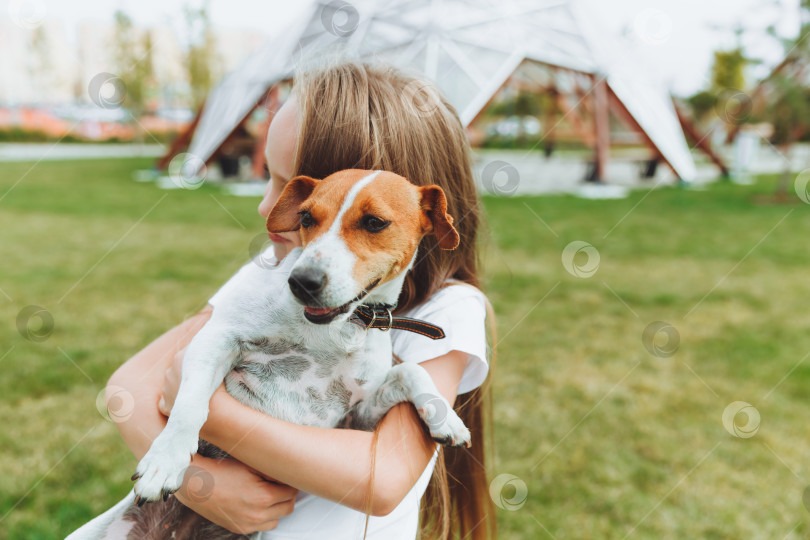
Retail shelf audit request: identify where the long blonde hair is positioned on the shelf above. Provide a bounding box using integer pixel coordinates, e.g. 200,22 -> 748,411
290,59 -> 495,540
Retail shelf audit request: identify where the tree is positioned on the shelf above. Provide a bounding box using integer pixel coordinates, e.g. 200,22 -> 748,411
763,75 -> 810,146
759,0 -> 810,146
184,1 -> 218,110
710,48 -> 749,92
30,25 -> 51,104
753,0 -> 810,200
683,21 -> 757,126
682,47 -> 757,128
111,10 -> 154,118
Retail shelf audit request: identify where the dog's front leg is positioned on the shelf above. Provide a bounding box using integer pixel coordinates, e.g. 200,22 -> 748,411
132,326 -> 238,503
354,363 -> 471,447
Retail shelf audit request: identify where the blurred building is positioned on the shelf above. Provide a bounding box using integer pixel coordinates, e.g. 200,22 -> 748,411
0,15 -> 265,142
0,20 -> 77,104
0,17 -> 264,108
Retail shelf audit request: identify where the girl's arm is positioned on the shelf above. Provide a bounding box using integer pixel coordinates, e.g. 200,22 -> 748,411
199,350 -> 468,516
107,307 -> 298,534
108,307 -> 212,459
111,304 -> 467,517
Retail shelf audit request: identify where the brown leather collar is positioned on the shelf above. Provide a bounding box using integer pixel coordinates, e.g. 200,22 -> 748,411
350,304 -> 445,340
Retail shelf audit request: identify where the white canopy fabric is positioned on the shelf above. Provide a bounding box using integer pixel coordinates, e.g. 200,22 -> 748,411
186,0 -> 697,181
570,1 -> 697,180
186,6 -> 312,169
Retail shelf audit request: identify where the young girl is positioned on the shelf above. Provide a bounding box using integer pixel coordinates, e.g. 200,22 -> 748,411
107,59 -> 495,539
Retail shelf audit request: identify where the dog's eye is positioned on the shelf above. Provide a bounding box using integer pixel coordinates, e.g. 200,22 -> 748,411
361,215 -> 390,233
298,210 -> 315,229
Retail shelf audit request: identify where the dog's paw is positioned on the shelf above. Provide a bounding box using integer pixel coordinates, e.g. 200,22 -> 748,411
132,437 -> 196,503
429,410 -> 471,448
415,397 -> 472,448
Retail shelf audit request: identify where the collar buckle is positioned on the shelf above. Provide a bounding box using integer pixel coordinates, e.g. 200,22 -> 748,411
379,308 -> 393,332
358,305 -> 393,331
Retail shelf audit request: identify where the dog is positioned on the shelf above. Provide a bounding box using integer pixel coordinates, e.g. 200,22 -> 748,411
68,169 -> 471,539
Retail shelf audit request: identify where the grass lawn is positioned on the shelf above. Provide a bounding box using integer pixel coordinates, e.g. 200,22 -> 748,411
1,158 -> 810,539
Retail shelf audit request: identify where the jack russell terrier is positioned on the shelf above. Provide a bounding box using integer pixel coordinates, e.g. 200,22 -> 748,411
68,169 -> 471,539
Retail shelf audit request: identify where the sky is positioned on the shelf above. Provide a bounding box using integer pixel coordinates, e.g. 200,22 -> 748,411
4,0 -> 802,96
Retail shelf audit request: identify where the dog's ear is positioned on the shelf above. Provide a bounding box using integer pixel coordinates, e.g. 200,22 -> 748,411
266,176 -> 319,233
419,185 -> 460,250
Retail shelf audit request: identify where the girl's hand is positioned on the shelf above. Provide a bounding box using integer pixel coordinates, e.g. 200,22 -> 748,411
175,454 -> 298,534
159,348 -> 299,533
158,348 -> 235,416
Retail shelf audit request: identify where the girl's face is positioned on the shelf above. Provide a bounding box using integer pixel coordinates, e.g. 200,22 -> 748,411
258,97 -> 303,259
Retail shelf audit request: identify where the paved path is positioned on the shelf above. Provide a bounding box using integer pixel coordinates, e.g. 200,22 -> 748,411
0,143 -> 166,162
1,142 -> 801,196
470,149 -> 721,196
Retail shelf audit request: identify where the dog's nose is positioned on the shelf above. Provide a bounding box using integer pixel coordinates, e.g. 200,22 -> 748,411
289,268 -> 327,302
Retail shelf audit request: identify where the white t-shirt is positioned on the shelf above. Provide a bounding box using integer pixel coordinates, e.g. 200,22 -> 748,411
207,246 -> 489,540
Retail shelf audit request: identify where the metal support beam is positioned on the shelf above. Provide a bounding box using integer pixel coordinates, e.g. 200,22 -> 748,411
592,75 -> 610,182
156,101 -> 204,170
606,87 -> 683,179
673,99 -> 729,178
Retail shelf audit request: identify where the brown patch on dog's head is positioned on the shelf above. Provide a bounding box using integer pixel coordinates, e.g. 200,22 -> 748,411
290,170 -> 373,245
277,169 -> 461,311
339,172 -> 420,287
324,171 -> 459,288
266,175 -> 319,233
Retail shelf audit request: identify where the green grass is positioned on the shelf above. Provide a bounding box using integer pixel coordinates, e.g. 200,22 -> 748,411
1,158 -> 810,538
